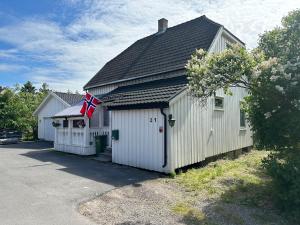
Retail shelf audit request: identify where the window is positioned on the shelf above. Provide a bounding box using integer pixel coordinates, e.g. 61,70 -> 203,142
90,106 -> 100,128
63,120 -> 68,128
240,108 -> 246,128
214,97 -> 224,110
73,119 -> 85,128
103,107 -> 109,127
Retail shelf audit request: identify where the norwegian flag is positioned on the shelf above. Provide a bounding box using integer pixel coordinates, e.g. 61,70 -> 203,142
80,92 -> 102,119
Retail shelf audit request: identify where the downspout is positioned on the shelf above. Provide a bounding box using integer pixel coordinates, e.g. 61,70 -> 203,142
160,108 -> 167,168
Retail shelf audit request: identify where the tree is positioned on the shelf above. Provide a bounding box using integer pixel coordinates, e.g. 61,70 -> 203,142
0,81 -> 48,139
186,9 -> 300,219
21,81 -> 36,94
39,83 -> 50,94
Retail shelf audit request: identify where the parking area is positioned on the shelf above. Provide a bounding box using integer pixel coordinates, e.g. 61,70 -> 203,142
0,142 -> 158,225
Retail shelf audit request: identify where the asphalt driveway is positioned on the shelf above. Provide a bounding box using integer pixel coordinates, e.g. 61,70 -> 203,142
0,142 -> 159,225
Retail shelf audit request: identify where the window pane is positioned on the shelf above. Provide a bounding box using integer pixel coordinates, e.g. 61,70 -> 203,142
73,119 -> 84,128
103,107 -> 109,127
215,97 -> 224,109
63,120 -> 68,128
90,106 -> 100,128
240,110 -> 246,127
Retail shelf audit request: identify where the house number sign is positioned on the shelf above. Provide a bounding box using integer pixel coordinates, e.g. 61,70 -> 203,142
149,117 -> 157,123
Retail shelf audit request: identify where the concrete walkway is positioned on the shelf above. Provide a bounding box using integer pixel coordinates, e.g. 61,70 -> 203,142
0,142 -> 158,225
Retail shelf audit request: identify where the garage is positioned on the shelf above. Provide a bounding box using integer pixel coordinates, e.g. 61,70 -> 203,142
33,91 -> 83,141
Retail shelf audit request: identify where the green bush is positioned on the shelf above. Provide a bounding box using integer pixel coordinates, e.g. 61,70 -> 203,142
263,151 -> 300,222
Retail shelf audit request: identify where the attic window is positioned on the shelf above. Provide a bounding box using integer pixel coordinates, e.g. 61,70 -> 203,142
225,41 -> 232,49
214,97 -> 224,110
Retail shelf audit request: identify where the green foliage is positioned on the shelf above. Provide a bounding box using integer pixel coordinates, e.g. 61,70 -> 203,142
0,82 -> 49,139
262,151 -> 300,222
186,45 -> 257,104
259,9 -> 300,62
21,81 -> 36,94
186,9 -> 300,219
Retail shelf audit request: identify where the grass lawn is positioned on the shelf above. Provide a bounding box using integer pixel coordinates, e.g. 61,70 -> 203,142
169,150 -> 291,225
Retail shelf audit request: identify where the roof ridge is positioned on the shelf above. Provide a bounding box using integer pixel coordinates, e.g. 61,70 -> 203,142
53,91 -> 83,96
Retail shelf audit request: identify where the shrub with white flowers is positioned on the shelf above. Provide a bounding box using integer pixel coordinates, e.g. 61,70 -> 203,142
186,9 -> 300,220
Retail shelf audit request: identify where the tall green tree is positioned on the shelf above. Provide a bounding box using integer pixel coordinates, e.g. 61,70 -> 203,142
39,83 -> 49,94
21,81 -> 36,94
186,9 -> 300,220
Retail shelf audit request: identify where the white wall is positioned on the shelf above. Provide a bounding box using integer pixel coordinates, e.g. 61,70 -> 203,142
168,87 -> 252,171
37,96 -> 67,141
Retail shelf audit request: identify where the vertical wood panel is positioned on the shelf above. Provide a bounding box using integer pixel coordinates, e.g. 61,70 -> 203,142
111,109 -> 165,172
169,87 -> 253,172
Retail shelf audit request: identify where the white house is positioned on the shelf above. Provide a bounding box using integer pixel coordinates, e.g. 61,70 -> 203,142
53,16 -> 253,173
33,91 -> 83,141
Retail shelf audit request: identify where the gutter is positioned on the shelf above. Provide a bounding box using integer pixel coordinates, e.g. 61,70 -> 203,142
160,108 -> 167,168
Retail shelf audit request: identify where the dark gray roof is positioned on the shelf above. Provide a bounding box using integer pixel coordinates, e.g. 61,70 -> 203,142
84,16 -> 222,89
101,76 -> 187,109
54,92 -> 84,106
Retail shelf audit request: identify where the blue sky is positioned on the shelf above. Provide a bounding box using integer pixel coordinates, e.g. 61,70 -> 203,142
0,0 -> 298,92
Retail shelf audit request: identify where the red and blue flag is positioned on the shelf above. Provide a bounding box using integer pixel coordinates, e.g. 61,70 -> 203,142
80,93 -> 102,118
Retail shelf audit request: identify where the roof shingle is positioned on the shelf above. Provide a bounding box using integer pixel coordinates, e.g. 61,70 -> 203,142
54,92 -> 84,106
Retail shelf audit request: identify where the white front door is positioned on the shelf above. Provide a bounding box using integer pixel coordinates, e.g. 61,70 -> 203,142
43,118 -> 55,141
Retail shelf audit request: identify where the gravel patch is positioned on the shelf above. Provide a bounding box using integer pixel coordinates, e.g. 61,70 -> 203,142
79,179 -> 186,225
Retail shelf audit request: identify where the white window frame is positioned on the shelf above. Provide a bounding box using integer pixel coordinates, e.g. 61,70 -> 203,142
239,101 -> 246,130
214,96 -> 224,111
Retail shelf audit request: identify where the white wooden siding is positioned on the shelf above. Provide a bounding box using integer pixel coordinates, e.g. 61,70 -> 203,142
111,109 -> 165,172
37,96 -> 67,141
168,87 -> 252,171
89,85 -> 117,96
210,33 -> 235,53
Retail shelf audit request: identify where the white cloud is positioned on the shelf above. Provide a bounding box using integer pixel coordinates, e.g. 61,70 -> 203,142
0,0 -> 298,91
0,63 -> 28,72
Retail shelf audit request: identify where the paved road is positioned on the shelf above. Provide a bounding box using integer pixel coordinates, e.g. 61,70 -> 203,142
0,142 -> 158,225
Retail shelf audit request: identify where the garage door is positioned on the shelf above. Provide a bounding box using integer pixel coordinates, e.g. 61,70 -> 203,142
111,109 -> 164,172
43,118 -> 55,141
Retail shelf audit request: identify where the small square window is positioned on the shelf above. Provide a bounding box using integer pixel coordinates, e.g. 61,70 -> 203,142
63,120 -> 68,128
214,97 -> 224,110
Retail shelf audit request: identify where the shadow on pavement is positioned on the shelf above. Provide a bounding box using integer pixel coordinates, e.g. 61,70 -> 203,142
0,141 -> 53,150
20,144 -> 160,188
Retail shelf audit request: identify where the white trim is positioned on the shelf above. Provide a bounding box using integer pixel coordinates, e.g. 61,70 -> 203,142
33,92 -> 70,116
214,96 -> 224,111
